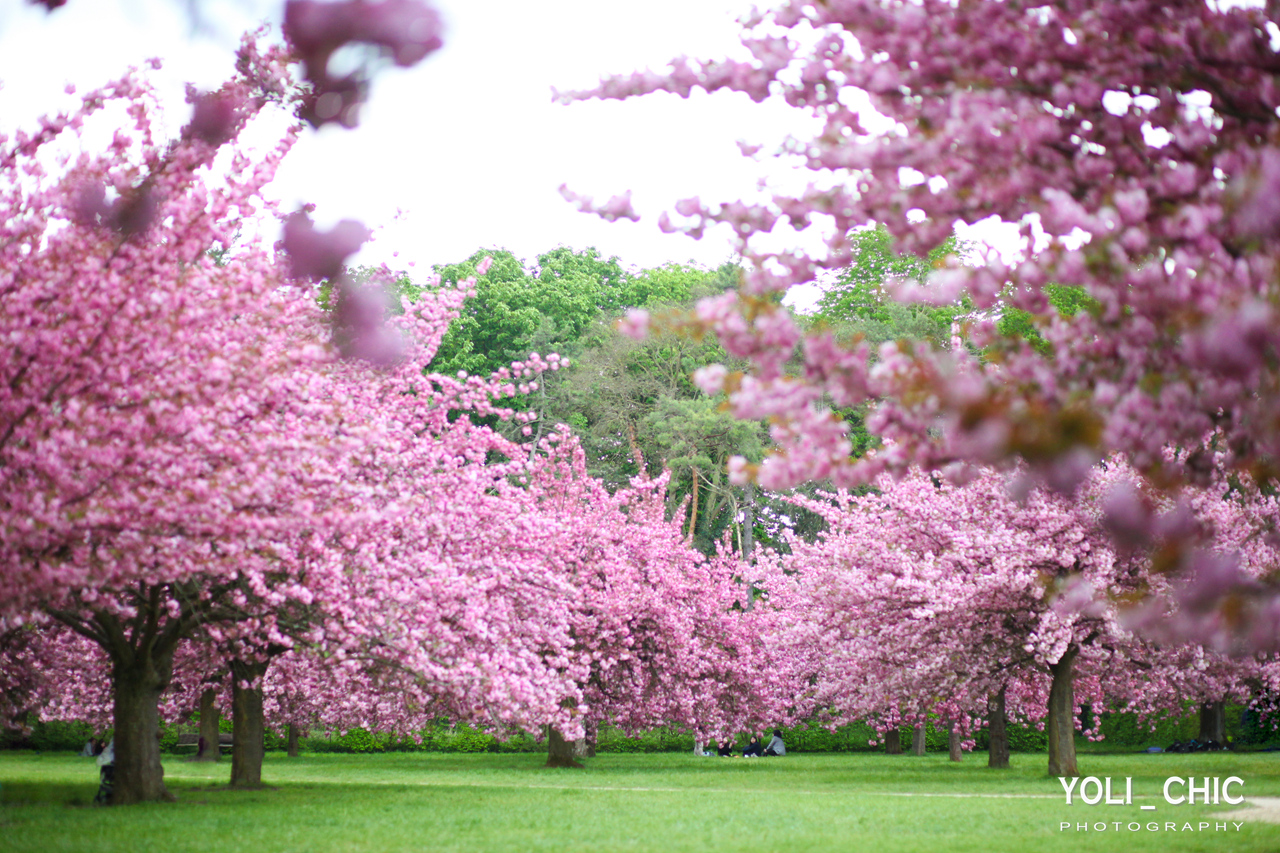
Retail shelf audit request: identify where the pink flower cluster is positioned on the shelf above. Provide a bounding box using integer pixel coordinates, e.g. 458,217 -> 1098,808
757,460 -> 1280,766
0,42 -> 773,788
284,0 -> 444,128
567,0 -> 1280,650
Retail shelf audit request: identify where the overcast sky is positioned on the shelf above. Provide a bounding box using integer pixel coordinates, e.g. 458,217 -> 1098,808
0,0 -> 839,276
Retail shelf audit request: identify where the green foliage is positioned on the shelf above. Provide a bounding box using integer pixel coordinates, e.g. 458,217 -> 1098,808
995,284 -> 1098,356
595,726 -> 695,754
12,719 -> 96,752
338,727 -> 383,753
813,225 -> 970,342
808,226 -> 973,460
423,724 -> 497,754
1090,703 -> 1280,749
645,396 -> 767,552
363,247 -> 780,557
424,247 -> 638,380
299,722 -> 542,755
779,721 -> 881,752
1238,706 -> 1280,747
537,260 -> 769,553
1096,710 -> 1197,749
158,721 -> 181,753
972,723 -> 1049,753
785,719 -> 1048,753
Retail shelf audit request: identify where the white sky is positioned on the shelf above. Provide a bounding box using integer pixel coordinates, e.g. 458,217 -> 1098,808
0,0 -> 823,275
0,0 -> 1037,322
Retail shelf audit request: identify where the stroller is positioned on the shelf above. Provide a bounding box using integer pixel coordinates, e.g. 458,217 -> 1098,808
94,739 -> 115,805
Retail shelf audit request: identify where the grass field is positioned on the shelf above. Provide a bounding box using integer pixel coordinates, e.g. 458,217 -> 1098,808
3,750 -> 1280,852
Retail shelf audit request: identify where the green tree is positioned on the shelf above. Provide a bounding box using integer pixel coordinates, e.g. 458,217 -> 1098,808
539,261 -> 774,554
995,283 -> 1098,356
806,226 -> 973,456
813,224 -> 970,343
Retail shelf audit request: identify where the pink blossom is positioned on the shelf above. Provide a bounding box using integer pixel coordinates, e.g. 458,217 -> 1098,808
692,364 -> 729,395
617,308 -> 650,340
281,211 -> 371,281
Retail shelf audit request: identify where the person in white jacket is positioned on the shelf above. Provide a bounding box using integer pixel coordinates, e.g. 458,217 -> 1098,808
94,738 -> 115,805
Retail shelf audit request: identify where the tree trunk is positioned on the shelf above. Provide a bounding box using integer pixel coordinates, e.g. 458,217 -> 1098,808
195,688 -> 221,762
742,482 -> 755,561
948,726 -> 963,762
1198,701 -> 1226,744
545,727 -> 585,768
582,721 -> 597,758
110,652 -> 177,804
229,658 -> 268,788
987,685 -> 1010,769
884,728 -> 903,755
911,723 -> 926,756
687,471 -> 700,539
1046,647 -> 1079,777
286,723 -> 300,758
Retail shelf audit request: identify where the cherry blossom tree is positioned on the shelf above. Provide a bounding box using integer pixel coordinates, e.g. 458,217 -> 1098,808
3,0 -> 592,802
510,443 -> 774,766
30,0 -> 445,133
758,461 -> 1254,776
563,0 -> 1280,648
0,37 -> 358,802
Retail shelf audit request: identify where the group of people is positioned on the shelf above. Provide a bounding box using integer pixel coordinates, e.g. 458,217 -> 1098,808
712,729 -> 786,758
78,738 -> 110,757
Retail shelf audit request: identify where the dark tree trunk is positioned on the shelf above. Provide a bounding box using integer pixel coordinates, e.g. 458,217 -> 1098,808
582,721 -> 597,758
948,726 -> 963,762
196,688 -> 221,762
545,727 -> 585,768
286,723 -> 300,758
110,651 -> 176,804
911,723 -> 927,755
884,728 -> 903,755
229,658 -> 268,788
1199,701 -> 1226,743
1047,647 -> 1079,777
987,685 -> 1010,769
687,471 -> 700,539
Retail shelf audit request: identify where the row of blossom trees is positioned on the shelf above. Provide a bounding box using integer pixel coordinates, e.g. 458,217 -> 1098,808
565,0 -> 1280,653
0,16 -> 773,801
9,0 -> 1280,801
756,458 -> 1280,777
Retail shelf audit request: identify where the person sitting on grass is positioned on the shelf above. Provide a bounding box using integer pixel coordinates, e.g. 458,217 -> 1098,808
763,729 -> 785,756
717,740 -> 735,757
742,735 -> 763,757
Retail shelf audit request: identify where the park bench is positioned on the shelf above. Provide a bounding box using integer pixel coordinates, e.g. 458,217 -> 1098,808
173,732 -> 234,754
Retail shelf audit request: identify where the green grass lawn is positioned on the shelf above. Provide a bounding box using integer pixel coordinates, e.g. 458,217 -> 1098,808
3,750 -> 1279,852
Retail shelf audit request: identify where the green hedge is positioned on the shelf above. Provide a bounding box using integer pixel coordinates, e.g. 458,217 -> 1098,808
595,727 -> 694,753
11,706 -> 1280,755
776,719 -> 1047,754
0,719 -> 97,752
1092,703 -> 1280,749
300,723 -> 542,754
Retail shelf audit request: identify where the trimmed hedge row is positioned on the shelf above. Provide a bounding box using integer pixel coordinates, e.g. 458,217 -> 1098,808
6,706 -> 1278,754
